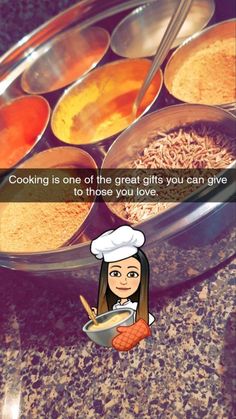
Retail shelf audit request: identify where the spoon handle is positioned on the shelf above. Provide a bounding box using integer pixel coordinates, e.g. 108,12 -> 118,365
133,0 -> 194,115
80,295 -> 98,325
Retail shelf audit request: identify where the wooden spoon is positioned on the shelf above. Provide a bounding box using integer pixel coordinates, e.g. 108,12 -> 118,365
80,295 -> 98,326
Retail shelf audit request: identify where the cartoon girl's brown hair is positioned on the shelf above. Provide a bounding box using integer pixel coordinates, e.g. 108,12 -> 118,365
97,249 -> 149,323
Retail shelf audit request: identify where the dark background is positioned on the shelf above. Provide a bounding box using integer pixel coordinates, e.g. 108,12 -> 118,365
0,0 -> 78,55
0,0 -> 235,56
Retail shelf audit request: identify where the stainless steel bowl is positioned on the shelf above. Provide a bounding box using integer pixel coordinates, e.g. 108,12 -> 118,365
0,147 -> 98,252
164,19 -> 236,112
102,103 -> 235,223
51,58 -> 163,159
21,26 -> 110,95
83,308 -> 135,347
111,0 -> 215,58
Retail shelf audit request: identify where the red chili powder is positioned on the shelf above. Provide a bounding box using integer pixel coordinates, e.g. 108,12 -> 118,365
0,96 -> 50,168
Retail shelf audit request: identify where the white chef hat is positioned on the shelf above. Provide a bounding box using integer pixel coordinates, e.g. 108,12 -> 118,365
90,225 -> 145,262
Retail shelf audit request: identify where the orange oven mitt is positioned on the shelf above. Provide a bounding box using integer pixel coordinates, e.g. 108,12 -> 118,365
112,319 -> 151,351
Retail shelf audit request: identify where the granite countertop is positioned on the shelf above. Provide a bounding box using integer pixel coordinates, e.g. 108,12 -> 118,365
0,0 -> 79,56
0,258 -> 235,418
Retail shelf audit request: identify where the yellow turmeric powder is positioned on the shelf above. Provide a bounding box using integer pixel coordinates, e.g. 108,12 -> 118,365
51,60 -> 162,144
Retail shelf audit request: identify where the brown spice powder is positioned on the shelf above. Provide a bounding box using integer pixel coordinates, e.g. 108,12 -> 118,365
171,38 -> 236,105
0,201 -> 91,252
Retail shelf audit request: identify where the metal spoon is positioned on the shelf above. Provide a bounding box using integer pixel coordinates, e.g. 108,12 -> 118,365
80,295 -> 98,325
132,0 -> 194,117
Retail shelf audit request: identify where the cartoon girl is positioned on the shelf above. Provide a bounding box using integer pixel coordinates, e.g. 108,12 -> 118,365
90,225 -> 154,351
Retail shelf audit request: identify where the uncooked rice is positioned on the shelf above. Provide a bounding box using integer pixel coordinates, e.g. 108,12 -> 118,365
116,123 -> 236,223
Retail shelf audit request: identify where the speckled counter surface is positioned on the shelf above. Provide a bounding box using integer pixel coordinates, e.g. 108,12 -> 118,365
0,0 -> 79,56
0,259 -> 235,418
